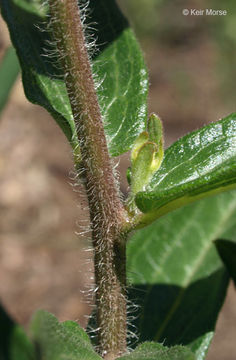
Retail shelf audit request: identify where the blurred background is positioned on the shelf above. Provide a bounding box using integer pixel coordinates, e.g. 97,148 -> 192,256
0,0 -> 236,359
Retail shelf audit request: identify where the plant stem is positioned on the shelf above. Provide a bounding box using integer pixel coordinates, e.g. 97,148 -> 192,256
48,0 -> 129,358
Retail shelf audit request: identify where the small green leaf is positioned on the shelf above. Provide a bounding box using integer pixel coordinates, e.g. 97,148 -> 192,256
135,114 -> 236,226
0,46 -> 20,114
0,0 -> 148,156
30,310 -> 101,360
127,191 -> 236,359
0,303 -> 35,360
118,342 -> 195,360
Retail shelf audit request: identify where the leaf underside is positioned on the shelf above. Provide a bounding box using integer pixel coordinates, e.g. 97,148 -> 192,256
118,342 -> 195,360
0,0 -> 148,156
31,310 -> 101,360
135,114 -> 236,225
127,191 -> 236,360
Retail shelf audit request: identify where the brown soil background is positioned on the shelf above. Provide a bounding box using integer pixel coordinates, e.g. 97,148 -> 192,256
0,2 -> 236,358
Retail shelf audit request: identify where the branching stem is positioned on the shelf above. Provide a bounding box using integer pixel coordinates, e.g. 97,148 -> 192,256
48,0 -> 129,358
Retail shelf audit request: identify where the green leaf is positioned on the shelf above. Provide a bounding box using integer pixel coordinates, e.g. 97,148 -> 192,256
135,114 -> 236,225
30,310 -> 101,360
0,0 -> 148,156
220,217 -> 236,241
118,342 -> 195,360
127,191 -> 236,359
0,46 -> 20,115
0,303 -> 35,360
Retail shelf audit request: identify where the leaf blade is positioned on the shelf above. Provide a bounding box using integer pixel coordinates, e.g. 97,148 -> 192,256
135,114 -> 236,223
31,310 -> 101,360
0,0 -> 148,155
127,191 -> 236,359
118,342 -> 195,360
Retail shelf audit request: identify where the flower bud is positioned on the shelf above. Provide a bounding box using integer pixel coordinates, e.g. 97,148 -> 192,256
131,131 -> 149,162
129,113 -> 164,196
131,142 -> 157,194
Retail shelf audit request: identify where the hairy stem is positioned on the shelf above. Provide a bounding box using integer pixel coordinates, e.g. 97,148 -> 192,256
48,0 -> 128,358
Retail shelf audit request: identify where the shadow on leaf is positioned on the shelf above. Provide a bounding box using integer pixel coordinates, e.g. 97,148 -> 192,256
128,268 -> 229,352
215,239 -> 236,286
